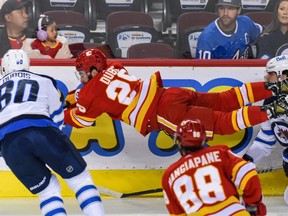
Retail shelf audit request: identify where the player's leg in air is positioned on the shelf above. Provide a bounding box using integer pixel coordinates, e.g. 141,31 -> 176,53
156,78 -> 288,138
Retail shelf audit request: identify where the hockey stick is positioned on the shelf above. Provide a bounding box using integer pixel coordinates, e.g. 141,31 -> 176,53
97,186 -> 163,198
256,165 -> 282,174
97,166 -> 283,198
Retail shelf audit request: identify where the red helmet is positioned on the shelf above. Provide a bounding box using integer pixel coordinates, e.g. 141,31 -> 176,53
174,119 -> 206,148
76,48 -> 107,75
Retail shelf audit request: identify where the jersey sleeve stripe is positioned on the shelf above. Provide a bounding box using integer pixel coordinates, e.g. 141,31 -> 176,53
197,196 -> 248,216
243,106 -> 252,127
121,93 -> 140,125
234,87 -> 244,107
245,82 -> 255,103
121,72 -> 161,135
69,109 -> 95,127
231,110 -> 240,131
233,162 -> 256,187
157,115 -> 177,132
231,160 -> 246,182
129,79 -> 151,127
134,76 -> 158,131
238,169 -> 257,191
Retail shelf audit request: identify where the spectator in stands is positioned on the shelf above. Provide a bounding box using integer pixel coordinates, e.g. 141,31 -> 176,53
162,119 -> 267,216
0,0 -> 34,57
256,0 -> 288,59
30,14 -> 72,59
196,0 -> 262,59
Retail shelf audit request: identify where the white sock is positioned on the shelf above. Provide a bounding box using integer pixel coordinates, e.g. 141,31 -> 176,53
76,185 -> 105,216
38,174 -> 67,216
65,169 -> 105,216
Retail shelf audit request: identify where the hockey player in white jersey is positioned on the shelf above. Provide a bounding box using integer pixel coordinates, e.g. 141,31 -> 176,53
245,55 -> 288,205
0,49 -> 105,216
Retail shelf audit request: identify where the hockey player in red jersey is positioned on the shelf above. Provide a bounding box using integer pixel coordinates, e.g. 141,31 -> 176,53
64,48 -> 288,139
162,119 -> 267,216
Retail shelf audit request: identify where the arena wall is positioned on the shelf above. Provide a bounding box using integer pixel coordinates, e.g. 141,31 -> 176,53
0,59 -> 285,197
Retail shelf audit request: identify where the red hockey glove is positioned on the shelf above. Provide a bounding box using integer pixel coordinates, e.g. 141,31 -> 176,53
245,202 -> 267,216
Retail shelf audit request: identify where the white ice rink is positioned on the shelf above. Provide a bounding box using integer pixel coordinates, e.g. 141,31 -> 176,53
0,196 -> 287,216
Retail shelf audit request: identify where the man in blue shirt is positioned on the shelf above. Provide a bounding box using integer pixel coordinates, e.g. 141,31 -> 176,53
196,0 -> 262,59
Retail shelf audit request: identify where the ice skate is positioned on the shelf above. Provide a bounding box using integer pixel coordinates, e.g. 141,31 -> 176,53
265,77 -> 288,95
261,95 -> 288,118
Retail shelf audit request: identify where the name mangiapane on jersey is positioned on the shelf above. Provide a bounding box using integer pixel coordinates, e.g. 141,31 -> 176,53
1,71 -> 31,84
168,150 -> 221,187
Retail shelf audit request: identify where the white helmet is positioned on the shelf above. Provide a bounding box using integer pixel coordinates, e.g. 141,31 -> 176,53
1,49 -> 30,77
266,55 -> 288,79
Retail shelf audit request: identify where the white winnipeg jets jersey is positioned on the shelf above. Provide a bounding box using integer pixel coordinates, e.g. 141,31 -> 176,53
0,70 -> 63,140
246,115 -> 288,163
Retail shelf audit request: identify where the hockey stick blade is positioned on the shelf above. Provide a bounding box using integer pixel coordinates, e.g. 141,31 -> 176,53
256,165 -> 282,174
121,188 -> 163,198
97,186 -> 162,198
97,186 -> 123,198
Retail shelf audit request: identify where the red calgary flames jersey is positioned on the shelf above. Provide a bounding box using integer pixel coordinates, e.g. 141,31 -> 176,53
162,145 -> 262,215
31,39 -> 63,58
64,62 -> 163,136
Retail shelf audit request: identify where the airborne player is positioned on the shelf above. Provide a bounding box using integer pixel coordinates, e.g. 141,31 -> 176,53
64,48 -> 288,140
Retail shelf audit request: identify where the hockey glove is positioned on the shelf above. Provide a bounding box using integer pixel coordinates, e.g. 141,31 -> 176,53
65,89 -> 80,108
242,153 -> 254,162
245,202 -> 267,216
